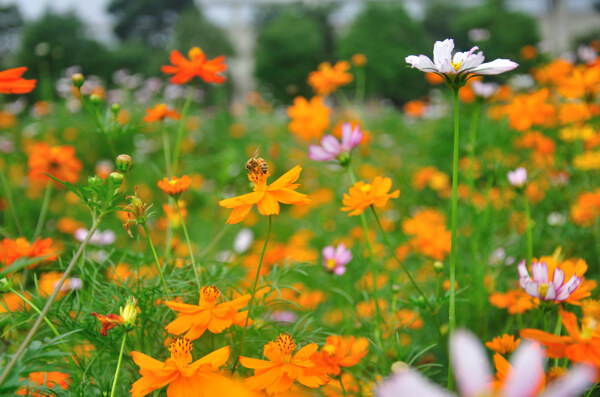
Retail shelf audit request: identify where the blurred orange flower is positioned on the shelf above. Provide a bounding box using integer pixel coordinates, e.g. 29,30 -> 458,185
351,53 -> 367,67
165,285 -> 251,340
287,96 -> 331,140
402,209 -> 451,260
489,289 -> 538,314
341,176 -> 399,216
571,189 -> 600,226
485,334 -> 521,355
502,89 -> 555,131
143,104 -> 181,123
17,371 -> 70,396
308,61 -> 353,96
162,47 -> 226,85
27,143 -> 82,186
311,335 -> 368,375
157,175 -> 191,197
0,67 -> 36,94
0,237 -> 58,270
403,100 -> 427,117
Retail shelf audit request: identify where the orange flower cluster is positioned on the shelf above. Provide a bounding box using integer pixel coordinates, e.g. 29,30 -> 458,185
485,334 -> 521,355
157,175 -> 191,197
341,176 -> 399,216
27,143 -> 82,186
400,208 -> 451,260
0,67 -> 36,94
412,166 -> 450,195
0,237 -> 58,270
162,47 -> 227,85
308,61 -> 353,96
287,96 -> 331,140
310,335 -> 368,376
571,189 -> 600,226
502,89 -> 555,131
489,289 -> 538,315
143,104 -> 181,123
17,371 -> 70,396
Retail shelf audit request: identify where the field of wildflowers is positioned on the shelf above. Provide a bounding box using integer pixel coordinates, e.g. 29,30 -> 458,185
1,30 -> 600,397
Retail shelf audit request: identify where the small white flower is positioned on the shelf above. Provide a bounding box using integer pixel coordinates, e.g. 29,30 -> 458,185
507,167 -> 527,188
547,212 -> 566,226
233,228 -> 254,254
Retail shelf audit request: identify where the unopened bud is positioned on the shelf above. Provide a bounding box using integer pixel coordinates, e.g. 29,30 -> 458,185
120,297 -> 138,326
391,361 -> 409,373
108,172 -> 124,186
0,278 -> 13,292
89,94 -> 101,106
115,154 -> 133,173
338,152 -> 351,167
88,175 -> 102,188
111,103 -> 121,114
433,261 -> 444,273
71,73 -> 84,88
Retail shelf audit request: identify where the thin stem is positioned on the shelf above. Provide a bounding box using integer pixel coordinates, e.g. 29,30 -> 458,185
176,200 -> 201,291
467,101 -> 481,199
32,181 -> 53,240
523,192 -> 533,266
339,373 -> 348,397
9,288 -> 59,337
110,332 -> 127,397
199,223 -> 230,258
447,87 -> 461,390
0,217 -> 102,385
142,223 -> 172,300
172,90 -> 194,175
231,216 -> 272,375
0,169 -> 23,235
161,122 -> 172,177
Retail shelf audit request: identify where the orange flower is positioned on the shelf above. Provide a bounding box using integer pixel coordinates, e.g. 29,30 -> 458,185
0,237 -> 58,270
502,88 -> 555,131
27,143 -> 82,186
310,335 -> 368,375
341,176 -> 399,216
308,61 -> 353,96
143,104 -> 181,123
240,333 -> 328,395
0,67 -> 36,94
572,189 -> 600,226
17,371 -> 70,396
521,310 -> 600,367
401,208 -> 451,260
157,175 -> 191,197
287,96 -> 331,140
485,334 -> 521,355
351,53 -> 367,67
131,339 -> 248,397
489,289 -> 538,314
161,47 -> 227,85
403,100 -> 427,117
165,285 -> 251,340
219,165 -> 310,224
91,312 -> 123,336
0,292 -> 31,313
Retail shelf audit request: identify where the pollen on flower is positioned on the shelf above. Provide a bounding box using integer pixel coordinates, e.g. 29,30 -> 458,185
325,258 -> 337,270
248,169 -> 269,187
201,285 -> 220,305
451,60 -> 463,71
169,336 -> 193,359
322,344 -> 336,355
276,333 -> 297,357
360,184 -> 372,193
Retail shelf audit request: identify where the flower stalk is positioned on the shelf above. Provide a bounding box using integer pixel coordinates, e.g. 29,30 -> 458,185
175,199 -> 202,291
109,332 -> 127,397
142,223 -> 172,300
32,180 -> 53,240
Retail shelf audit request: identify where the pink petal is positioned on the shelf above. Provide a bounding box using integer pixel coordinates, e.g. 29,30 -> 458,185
309,145 -> 336,161
450,330 -> 491,396
321,135 -> 341,154
540,365 -> 596,397
322,245 -> 335,260
501,342 -> 545,397
375,369 -> 454,397
531,261 -> 549,284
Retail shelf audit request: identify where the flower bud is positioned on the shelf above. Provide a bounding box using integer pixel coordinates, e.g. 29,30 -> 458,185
89,94 -> 102,107
391,361 -> 409,373
120,297 -> 138,327
0,278 -> 13,293
338,152 -> 351,167
433,261 -> 444,273
108,171 -> 124,186
115,154 -> 133,173
71,73 -> 84,88
88,175 -> 103,188
111,103 -> 121,114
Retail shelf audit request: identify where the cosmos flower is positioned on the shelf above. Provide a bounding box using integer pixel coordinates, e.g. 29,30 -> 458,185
376,329 -> 595,397
308,61 -> 354,96
27,143 -> 83,186
287,96 -> 331,140
518,260 -> 582,301
341,176 -> 399,216
310,335 -> 369,375
322,243 -> 352,275
406,39 -> 518,87
0,67 -> 36,94
161,47 -> 227,85
507,167 -> 528,188
309,122 -> 363,163
157,175 -> 192,197
143,104 -> 181,123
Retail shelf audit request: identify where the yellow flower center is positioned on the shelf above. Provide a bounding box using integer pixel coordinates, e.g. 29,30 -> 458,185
248,169 -> 269,191
188,47 -> 204,60
581,316 -> 598,339
325,258 -> 337,270
451,60 -> 463,71
538,283 -> 549,298
360,184 -> 372,194
201,285 -> 221,305
169,336 -> 193,366
322,344 -> 336,356
276,333 -> 296,362
168,179 -> 179,186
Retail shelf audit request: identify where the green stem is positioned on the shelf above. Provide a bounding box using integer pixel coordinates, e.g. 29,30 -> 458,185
142,224 -> 172,300
447,87 -> 461,390
9,289 -> 59,337
32,181 -> 53,240
171,90 -> 194,175
161,123 -> 172,178
0,217 -> 102,385
175,200 -> 201,292
110,332 -> 127,397
523,192 -> 533,266
231,216 -> 272,375
0,169 -> 23,235
467,101 -> 480,199
339,373 -> 348,397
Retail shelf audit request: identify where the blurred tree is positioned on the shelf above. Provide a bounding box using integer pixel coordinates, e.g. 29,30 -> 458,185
16,11 -> 111,99
173,6 -> 233,57
255,9 -> 327,103
107,0 -> 193,48
338,3 -> 430,105
423,0 -> 461,42
0,5 -> 23,68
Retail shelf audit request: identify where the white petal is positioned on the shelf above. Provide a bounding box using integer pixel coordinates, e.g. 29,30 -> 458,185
517,260 -> 530,279
540,365 -> 597,397
450,330 -> 491,396
375,369 -> 454,397
552,267 -> 565,288
471,58 -> 518,75
532,261 -> 549,284
461,52 -> 485,72
433,39 -> 454,66
544,283 -> 556,300
524,281 -> 540,298
405,55 -> 438,72
555,276 -> 582,301
501,342 -> 545,397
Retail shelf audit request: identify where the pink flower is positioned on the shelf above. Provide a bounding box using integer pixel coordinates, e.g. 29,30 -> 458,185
518,260 -> 582,301
322,243 -> 352,275
507,167 -> 528,188
471,81 -> 499,98
308,122 -> 363,163
376,329 -> 595,397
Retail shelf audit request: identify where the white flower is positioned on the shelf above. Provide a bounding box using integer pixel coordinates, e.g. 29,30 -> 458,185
507,167 -> 528,188
233,228 -> 254,254
471,81 -> 499,98
406,39 -> 518,86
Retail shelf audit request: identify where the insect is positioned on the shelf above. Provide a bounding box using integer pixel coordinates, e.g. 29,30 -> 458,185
245,147 -> 268,175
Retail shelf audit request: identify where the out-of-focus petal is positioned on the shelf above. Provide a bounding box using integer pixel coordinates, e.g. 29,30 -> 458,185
471,59 -> 519,75
501,342 -> 545,397
450,330 -> 491,396
539,365 -> 596,397
375,369 -> 454,397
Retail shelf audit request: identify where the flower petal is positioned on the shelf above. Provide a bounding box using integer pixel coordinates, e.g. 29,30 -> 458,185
470,59 -> 518,75
450,330 -> 491,396
539,365 -> 596,397
375,369 -> 454,397
501,342 -> 545,397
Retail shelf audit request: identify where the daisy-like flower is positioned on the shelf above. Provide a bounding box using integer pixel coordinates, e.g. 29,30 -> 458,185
308,61 -> 354,96
143,104 -> 181,123
165,285 -> 251,340
310,335 -> 369,375
27,143 -> 83,186
406,38 -> 518,87
0,67 -> 36,94
486,334 -> 521,355
309,122 -> 363,164
341,176 -> 399,216
507,167 -> 528,188
322,243 -> 352,275
376,329 -> 595,397
239,333 -> 328,395
161,47 -> 227,85
218,164 -> 310,224
287,96 -> 331,140
157,175 -> 192,197
0,237 -> 58,269
518,260 -> 582,301
131,338 -> 251,397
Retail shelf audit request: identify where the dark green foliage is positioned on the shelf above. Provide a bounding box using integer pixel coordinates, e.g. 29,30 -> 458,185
338,3 -> 431,105
0,5 -> 23,68
173,7 -> 233,58
255,9 -> 327,103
